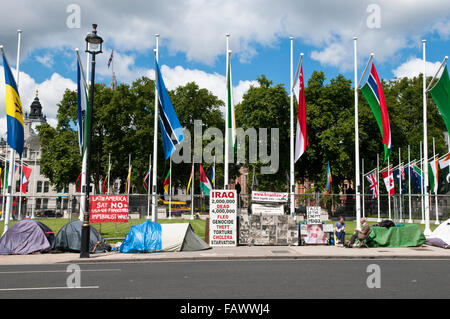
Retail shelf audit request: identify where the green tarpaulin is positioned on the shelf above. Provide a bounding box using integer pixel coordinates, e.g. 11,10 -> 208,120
367,225 -> 426,248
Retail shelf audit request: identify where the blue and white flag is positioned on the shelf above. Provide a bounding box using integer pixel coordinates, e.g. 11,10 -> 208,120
76,52 -> 89,156
155,60 -> 184,159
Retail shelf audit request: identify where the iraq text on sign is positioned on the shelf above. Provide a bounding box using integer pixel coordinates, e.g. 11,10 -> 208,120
209,190 -> 237,247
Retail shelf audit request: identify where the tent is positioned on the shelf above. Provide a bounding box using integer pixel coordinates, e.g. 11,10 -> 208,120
0,220 -> 55,255
427,219 -> 450,249
52,220 -> 110,253
119,221 -> 209,253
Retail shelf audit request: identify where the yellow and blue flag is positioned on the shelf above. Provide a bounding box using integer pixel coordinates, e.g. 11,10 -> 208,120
2,51 -> 24,157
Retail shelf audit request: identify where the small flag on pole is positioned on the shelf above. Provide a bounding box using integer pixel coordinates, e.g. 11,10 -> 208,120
102,175 -> 108,194
294,62 -> 308,161
326,162 -> 332,194
199,165 -> 212,196
75,171 -> 82,192
108,50 -> 114,68
429,157 -> 439,195
366,172 -> 378,198
163,170 -> 171,194
143,168 -> 151,192
429,65 -> 450,133
21,164 -> 32,193
382,168 -> 395,196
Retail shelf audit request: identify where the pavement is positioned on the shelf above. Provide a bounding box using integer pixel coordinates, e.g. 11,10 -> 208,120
1,245 -> 450,265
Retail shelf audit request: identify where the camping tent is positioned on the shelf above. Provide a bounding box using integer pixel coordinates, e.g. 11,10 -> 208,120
119,221 -> 209,253
0,220 -> 55,255
52,220 -> 110,253
427,219 -> 450,248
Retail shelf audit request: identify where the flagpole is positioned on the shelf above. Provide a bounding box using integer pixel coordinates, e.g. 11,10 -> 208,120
353,37 -> 361,229
289,36 -> 295,216
151,34 -> 160,223
422,40 -> 432,236
146,154 -> 151,219
377,153 -> 381,222
213,155 -> 216,189
362,158 -> 365,218
191,155 -> 194,220
399,148 -> 403,222
1,145 -> 8,221
169,156 -> 172,219
18,158 -> 23,220
127,153 -> 131,194
387,156 -> 391,220
420,141 -> 425,223
107,153 -> 111,194
224,33 -> 230,189
408,145 -> 412,223
3,30 -> 22,233
433,137 -> 439,225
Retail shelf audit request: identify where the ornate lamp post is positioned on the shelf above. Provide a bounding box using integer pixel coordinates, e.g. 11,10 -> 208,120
80,24 -> 103,258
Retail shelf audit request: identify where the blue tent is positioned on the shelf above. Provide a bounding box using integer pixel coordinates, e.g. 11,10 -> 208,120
119,221 -> 162,253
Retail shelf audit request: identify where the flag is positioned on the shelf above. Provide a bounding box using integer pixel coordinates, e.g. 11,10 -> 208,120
102,175 -> 108,194
163,170 -> 170,194
409,164 -> 424,194
226,51 -> 236,151
393,167 -> 407,194
0,166 -> 2,189
108,50 -> 114,68
76,54 -> 89,156
381,168 -> 395,196
361,62 -> 392,161
429,157 -> 439,195
429,65 -> 450,133
143,167 -> 151,192
155,59 -> 184,159
251,166 -> 258,191
126,166 -> 132,194
439,153 -> 450,169
210,166 -> 215,189
75,171 -> 82,192
366,172 -> 378,198
326,162 -> 332,194
199,165 -> 212,196
186,166 -> 193,195
2,50 -> 24,157
21,164 -> 32,193
294,62 -> 308,161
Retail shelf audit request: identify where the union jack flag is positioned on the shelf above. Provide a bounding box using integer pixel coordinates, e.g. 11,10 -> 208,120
108,50 -> 114,68
366,172 -> 378,198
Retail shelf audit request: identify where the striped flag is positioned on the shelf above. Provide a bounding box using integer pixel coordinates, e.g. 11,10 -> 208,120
163,170 -> 171,194
21,164 -> 32,193
186,166 -> 193,195
366,172 -> 378,198
382,168 -> 395,196
143,167 -> 151,192
429,157 -> 439,195
361,62 -> 392,161
294,62 -> 308,161
108,50 -> 114,68
326,162 -> 332,194
199,165 -> 212,196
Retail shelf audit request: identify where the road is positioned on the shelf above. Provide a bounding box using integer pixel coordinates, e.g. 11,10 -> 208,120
0,259 -> 448,299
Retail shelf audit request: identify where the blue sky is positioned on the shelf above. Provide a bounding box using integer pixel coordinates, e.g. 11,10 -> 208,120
0,0 -> 449,136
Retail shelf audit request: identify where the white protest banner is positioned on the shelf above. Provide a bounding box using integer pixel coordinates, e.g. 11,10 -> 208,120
251,191 -> 288,203
209,190 -> 237,247
307,206 -> 322,224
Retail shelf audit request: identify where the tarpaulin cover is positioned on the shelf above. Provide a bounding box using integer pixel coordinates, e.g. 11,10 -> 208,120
368,224 -> 426,247
119,220 -> 162,253
0,220 -> 54,255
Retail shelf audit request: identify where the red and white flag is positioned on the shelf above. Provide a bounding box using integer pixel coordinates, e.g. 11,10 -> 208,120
366,172 -> 378,198
294,63 -> 308,162
381,168 -> 395,197
21,165 -> 32,193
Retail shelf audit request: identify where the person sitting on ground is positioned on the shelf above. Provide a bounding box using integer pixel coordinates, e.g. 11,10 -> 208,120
345,218 -> 371,248
334,216 -> 345,245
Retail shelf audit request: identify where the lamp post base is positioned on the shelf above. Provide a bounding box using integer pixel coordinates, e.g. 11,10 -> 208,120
80,223 -> 91,258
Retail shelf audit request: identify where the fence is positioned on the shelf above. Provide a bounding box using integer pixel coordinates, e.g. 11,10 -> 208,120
1,192 -> 448,224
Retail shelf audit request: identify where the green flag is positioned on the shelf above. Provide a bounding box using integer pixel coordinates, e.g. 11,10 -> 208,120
429,65 -> 450,133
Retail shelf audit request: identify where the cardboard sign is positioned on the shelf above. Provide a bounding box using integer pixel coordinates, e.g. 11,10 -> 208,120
90,195 -> 129,223
251,191 -> 288,203
209,190 -> 237,246
305,224 -> 327,244
307,206 -> 322,224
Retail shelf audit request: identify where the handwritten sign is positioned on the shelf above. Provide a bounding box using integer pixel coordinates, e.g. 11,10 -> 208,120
209,190 -> 237,246
90,195 -> 129,223
307,206 -> 322,224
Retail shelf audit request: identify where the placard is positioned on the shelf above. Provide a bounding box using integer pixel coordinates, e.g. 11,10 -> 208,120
90,195 -> 129,223
306,206 -> 322,224
305,224 -> 327,244
209,190 -> 237,246
251,191 -> 288,203
251,203 -> 284,215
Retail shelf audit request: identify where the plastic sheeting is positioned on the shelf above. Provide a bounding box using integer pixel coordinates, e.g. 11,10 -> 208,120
0,220 -> 54,255
119,221 -> 162,253
368,224 -> 426,247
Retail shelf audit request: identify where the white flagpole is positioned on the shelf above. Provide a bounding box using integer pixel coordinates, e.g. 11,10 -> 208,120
213,155 -> 216,189
1,145 -> 8,221
224,34 -> 230,189
146,154 -> 151,219
422,40 -> 432,235
362,158 -> 365,218
377,153 -> 381,222
388,156 -> 391,220
289,37 -> 295,216
107,153 -> 111,194
169,156 -> 172,219
191,155 -> 194,220
127,153 -> 131,194
18,158 -> 23,220
3,30 -> 22,233
433,137 -> 439,224
420,141 -> 425,223
354,37 -> 361,229
408,145 -> 412,223
151,34 -> 160,223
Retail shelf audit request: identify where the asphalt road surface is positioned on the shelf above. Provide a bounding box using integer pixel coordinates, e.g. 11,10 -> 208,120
0,259 -> 449,299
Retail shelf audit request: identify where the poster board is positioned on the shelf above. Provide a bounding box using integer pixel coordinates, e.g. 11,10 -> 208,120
90,195 -> 129,223
209,190 -> 237,247
306,206 -> 322,224
251,191 -> 288,203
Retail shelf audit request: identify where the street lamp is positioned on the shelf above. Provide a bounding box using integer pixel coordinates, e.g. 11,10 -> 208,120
80,24 -> 103,258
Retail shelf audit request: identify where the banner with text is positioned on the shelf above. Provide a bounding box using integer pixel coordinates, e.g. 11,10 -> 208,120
209,190 -> 237,247
90,195 -> 129,223
251,191 -> 288,202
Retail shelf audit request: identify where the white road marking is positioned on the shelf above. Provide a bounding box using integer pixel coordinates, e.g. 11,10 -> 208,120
0,269 -> 121,274
0,286 -> 99,291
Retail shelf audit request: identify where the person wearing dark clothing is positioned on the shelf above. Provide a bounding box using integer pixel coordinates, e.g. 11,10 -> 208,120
235,182 -> 241,208
334,216 -> 345,245
345,218 -> 371,248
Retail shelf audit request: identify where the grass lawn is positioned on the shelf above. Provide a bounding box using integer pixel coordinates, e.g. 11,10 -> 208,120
0,218 -> 206,243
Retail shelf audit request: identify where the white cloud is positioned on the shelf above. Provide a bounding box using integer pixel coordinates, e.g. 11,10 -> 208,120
35,53 -> 54,68
0,0 -> 448,70
393,58 -> 443,79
